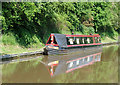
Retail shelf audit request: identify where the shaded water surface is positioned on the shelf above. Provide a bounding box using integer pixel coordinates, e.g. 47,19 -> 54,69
2,45 -> 119,83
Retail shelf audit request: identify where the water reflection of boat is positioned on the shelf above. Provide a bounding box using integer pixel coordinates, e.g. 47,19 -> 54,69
41,47 -> 102,77
43,33 -> 102,55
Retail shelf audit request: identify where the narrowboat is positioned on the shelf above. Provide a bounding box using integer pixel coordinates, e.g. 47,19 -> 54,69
43,33 -> 102,55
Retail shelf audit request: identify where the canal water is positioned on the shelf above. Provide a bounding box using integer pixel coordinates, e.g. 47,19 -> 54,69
1,45 -> 119,83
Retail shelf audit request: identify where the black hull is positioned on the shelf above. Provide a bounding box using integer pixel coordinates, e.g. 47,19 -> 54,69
44,45 -> 102,55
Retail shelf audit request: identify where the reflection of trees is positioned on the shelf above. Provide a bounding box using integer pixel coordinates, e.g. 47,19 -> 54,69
2,57 -> 45,83
92,45 -> 118,83
2,63 -> 18,76
2,57 -> 42,76
118,45 -> 120,83
102,45 -> 118,61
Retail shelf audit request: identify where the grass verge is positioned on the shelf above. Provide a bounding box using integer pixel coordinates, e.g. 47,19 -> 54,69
101,36 -> 118,43
1,44 -> 44,55
1,32 -> 119,55
1,33 -> 45,55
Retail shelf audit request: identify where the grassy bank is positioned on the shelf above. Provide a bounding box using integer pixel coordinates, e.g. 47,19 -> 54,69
1,31 -> 119,55
101,36 -> 119,43
1,33 -> 45,55
1,44 -> 44,55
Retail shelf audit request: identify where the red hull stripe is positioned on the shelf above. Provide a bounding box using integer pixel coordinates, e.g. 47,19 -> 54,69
46,43 -> 101,47
67,43 -> 101,47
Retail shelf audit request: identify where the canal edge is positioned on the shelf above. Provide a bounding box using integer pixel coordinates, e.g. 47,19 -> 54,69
0,41 -> 120,59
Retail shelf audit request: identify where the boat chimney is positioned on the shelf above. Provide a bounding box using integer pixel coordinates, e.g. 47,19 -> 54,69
72,31 -> 74,35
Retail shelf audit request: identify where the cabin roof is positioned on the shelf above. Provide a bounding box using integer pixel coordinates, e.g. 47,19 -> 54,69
65,34 -> 100,37
52,33 -> 67,47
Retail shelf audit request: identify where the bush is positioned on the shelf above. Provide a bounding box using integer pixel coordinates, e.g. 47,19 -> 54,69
2,32 -> 17,45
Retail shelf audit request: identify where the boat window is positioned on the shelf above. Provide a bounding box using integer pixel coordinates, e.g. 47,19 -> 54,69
73,37 -> 77,45
82,37 -> 85,44
67,37 -> 96,45
76,38 -> 80,44
69,38 -> 74,44
67,37 -> 76,45
80,37 -> 83,44
80,37 -> 89,44
47,37 -> 51,44
95,37 -> 98,43
99,37 -> 101,43
84,37 -> 88,44
90,37 -> 93,43
66,37 -> 70,45
86,37 -> 92,44
95,37 -> 101,43
53,36 -> 57,44
47,36 -> 58,44
87,38 -> 90,44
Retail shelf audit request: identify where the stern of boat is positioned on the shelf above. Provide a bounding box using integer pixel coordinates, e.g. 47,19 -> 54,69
43,45 -> 59,55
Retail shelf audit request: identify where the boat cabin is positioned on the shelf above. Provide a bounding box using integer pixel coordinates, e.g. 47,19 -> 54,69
46,33 -> 101,48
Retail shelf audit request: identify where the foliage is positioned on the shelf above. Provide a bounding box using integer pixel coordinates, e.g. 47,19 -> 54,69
2,32 -> 17,45
2,2 -> 119,47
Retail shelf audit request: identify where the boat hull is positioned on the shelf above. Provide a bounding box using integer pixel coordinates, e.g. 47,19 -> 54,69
43,45 -> 102,55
